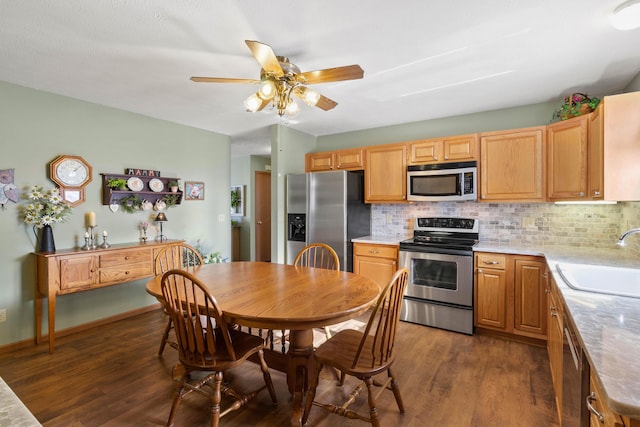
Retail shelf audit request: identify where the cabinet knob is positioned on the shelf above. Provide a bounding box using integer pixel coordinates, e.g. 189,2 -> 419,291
434,156 -> 438,161
125,271 -> 130,275
124,256 -> 129,260
594,191 -> 601,196
477,268 -> 483,274
579,192 -> 585,196
444,155 -> 449,160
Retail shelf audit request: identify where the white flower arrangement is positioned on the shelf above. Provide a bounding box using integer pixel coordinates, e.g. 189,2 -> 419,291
22,185 -> 72,228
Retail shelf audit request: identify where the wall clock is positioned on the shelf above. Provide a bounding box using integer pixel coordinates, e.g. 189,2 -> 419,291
49,155 -> 93,207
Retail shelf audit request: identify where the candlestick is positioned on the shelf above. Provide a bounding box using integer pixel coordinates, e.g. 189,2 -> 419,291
100,234 -> 110,249
85,212 -> 96,228
87,225 -> 98,249
81,235 -> 91,251
103,230 -> 108,237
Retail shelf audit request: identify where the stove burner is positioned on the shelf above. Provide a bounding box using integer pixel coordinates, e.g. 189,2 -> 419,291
400,217 -> 479,252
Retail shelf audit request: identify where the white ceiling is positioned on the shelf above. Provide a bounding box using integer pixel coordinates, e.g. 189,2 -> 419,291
1,0 -> 639,158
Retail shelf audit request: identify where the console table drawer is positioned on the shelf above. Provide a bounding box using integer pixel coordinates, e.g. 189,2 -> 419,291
99,262 -> 153,283
100,248 -> 153,267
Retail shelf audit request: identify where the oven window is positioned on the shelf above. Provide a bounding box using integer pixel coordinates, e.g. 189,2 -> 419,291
411,174 -> 460,196
411,258 -> 457,290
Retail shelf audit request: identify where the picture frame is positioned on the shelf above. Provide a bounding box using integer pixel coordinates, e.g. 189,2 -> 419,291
230,185 -> 245,216
184,181 -> 205,200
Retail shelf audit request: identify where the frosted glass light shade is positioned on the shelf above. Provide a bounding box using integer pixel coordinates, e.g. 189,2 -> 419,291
612,0 -> 640,30
244,93 -> 262,112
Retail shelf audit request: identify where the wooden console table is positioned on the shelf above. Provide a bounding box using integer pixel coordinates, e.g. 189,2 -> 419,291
34,240 -> 180,353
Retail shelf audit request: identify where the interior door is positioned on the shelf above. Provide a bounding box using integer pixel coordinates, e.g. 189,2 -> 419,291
254,171 -> 271,262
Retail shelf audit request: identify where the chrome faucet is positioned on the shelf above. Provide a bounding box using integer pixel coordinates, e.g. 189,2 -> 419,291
616,227 -> 640,246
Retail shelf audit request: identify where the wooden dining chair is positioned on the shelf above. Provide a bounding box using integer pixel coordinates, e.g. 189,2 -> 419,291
161,269 -> 277,427
293,242 -> 340,271
154,243 -> 204,356
293,242 -> 340,340
302,268 -> 409,427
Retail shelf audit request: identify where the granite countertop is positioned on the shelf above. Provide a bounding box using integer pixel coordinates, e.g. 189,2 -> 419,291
475,242 -> 640,418
351,234 -> 412,245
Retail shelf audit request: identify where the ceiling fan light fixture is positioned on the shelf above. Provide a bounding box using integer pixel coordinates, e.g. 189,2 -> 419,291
285,99 -> 299,117
299,87 -> 321,106
258,80 -> 277,100
244,93 -> 262,112
612,0 -> 640,30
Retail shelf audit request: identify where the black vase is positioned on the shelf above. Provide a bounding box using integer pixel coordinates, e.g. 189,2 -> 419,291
39,224 -> 56,252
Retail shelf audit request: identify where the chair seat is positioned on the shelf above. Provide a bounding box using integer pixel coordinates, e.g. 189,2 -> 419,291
180,328 -> 266,371
314,329 -> 395,378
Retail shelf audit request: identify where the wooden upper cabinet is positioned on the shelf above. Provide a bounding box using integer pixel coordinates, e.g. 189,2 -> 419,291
479,126 -> 546,202
547,115 -> 589,201
306,152 -> 335,172
588,103 -> 604,199
305,148 -> 364,172
335,148 -> 364,170
365,143 -> 407,203
408,133 -> 478,165
602,91 -> 640,201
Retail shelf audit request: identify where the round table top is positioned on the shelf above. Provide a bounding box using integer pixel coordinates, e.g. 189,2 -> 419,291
146,261 -> 381,330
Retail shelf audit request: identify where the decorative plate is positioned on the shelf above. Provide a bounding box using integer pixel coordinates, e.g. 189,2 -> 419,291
149,178 -> 164,192
127,177 -> 144,192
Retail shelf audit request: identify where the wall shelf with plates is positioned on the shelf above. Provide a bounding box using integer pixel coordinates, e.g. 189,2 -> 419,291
100,173 -> 183,211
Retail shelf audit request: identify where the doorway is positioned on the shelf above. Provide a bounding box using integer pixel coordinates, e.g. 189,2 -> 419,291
254,171 -> 271,262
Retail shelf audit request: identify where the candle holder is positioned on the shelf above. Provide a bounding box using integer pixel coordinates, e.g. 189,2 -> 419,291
88,225 -> 98,250
81,235 -> 92,251
100,234 -> 110,249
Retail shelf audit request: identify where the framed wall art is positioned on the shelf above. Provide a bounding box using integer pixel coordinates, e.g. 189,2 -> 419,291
184,181 -> 205,200
230,185 -> 245,216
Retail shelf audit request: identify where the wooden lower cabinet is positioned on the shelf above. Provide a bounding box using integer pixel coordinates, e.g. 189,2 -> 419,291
353,242 -> 398,287
588,373 -> 625,427
34,240 -> 179,353
474,252 -> 547,340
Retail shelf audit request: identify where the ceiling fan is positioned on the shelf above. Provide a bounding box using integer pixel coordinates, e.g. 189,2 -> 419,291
191,40 -> 364,118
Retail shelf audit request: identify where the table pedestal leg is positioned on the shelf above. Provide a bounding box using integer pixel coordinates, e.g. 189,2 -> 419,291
288,329 -> 314,427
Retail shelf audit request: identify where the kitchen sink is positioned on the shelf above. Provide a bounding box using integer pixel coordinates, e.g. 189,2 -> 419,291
556,263 -> 640,298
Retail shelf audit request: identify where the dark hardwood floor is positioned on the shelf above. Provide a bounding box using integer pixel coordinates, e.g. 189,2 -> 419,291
0,310 -> 558,426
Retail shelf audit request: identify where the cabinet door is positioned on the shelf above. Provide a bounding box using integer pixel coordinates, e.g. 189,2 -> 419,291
514,257 -> 547,338
306,152 -> 335,172
353,255 -> 398,288
365,144 -> 407,202
479,127 -> 545,202
547,116 -> 589,200
588,104 -> 604,199
475,267 -> 508,330
548,278 -> 563,421
443,133 -> 478,161
408,139 -> 443,164
59,255 -> 99,290
335,148 -> 364,170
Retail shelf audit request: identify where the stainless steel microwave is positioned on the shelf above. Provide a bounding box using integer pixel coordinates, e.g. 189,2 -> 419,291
407,161 -> 477,202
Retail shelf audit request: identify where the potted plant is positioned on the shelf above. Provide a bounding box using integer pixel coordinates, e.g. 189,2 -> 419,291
167,180 -> 179,193
107,178 -> 128,190
552,93 -> 601,121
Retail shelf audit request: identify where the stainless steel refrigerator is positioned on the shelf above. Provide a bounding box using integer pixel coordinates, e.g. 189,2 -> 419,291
285,170 -> 371,271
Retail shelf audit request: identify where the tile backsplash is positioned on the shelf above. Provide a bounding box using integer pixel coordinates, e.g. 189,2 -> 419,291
372,201 -> 640,251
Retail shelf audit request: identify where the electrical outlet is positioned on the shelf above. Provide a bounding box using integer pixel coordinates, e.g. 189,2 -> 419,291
0,309 -> 6,323
218,214 -> 225,222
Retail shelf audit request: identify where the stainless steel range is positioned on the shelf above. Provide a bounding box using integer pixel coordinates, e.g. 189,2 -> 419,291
399,217 -> 478,335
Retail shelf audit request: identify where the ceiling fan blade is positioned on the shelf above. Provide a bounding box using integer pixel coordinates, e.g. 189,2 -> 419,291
190,77 -> 260,84
245,40 -> 284,77
255,97 -> 271,112
315,95 -> 338,111
298,65 -> 364,84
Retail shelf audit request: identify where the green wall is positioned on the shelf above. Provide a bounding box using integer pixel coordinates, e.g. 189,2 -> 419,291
0,81 -> 231,348
316,101 -> 558,150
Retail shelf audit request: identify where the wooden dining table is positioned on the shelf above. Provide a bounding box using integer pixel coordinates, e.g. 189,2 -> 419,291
145,261 -> 380,427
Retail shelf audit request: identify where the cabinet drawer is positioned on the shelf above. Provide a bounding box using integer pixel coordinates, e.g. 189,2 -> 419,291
354,243 -> 398,259
99,262 -> 153,283
476,253 -> 507,270
100,248 -> 153,267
